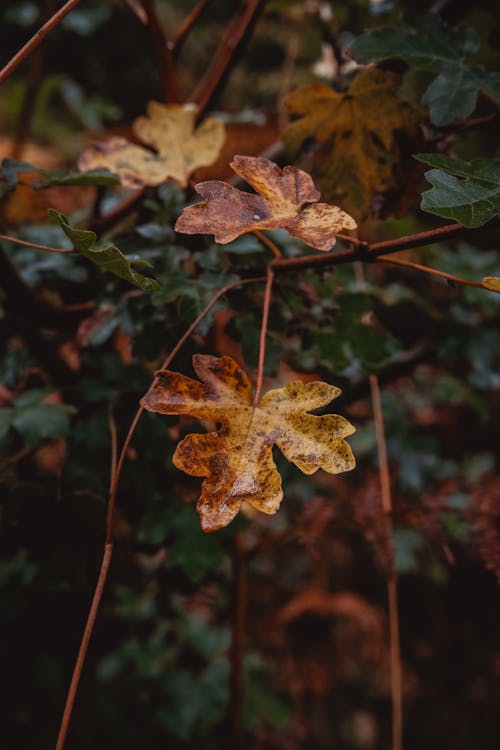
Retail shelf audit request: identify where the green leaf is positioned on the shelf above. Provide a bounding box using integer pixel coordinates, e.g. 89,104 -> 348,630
0,407 -> 14,441
414,155 -> 500,227
34,169 -> 119,189
351,15 -> 500,125
11,402 -> 75,446
49,209 -> 160,292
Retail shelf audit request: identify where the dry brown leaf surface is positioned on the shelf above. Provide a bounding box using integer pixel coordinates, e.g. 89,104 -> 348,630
78,102 -> 225,188
141,355 -> 355,531
284,67 -> 424,218
175,155 -> 357,251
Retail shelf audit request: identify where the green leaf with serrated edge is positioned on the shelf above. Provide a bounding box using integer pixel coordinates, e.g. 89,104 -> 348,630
49,209 -> 160,292
414,155 -> 500,228
482,277 -> 500,293
351,15 -> 500,125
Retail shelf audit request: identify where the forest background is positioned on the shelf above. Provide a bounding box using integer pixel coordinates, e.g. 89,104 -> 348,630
0,1 -> 499,749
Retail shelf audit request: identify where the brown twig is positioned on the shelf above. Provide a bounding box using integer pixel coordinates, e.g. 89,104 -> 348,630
189,0 -> 264,120
377,255 -> 486,289
253,230 -> 282,259
254,268 -> 274,404
54,543 -> 113,750
0,0 -> 82,86
230,530 -> 247,750
268,218 -> 499,275
0,233 -> 73,254
171,0 -> 213,59
369,374 -> 403,750
142,0 -> 178,102
53,275 -> 266,749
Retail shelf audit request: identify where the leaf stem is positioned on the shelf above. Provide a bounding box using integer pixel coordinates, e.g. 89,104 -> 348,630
53,275 -> 266,749
376,255 -> 486,289
0,233 -> 73,254
369,374 -> 403,750
254,268 -> 274,404
171,0 -> 213,58
0,0 -> 82,86
230,530 -> 247,750
253,230 -> 282,258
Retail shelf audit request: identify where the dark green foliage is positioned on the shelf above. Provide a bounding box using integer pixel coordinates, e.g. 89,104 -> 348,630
352,14 -> 500,125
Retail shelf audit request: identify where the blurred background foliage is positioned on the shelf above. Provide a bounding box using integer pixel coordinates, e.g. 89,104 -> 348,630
0,1 -> 499,749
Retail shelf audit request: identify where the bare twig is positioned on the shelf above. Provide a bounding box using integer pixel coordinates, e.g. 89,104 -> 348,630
254,267 -> 274,404
377,255 -> 486,289
54,543 -> 113,750
189,0 -> 264,120
171,0 -> 213,58
53,275 -> 266,749
370,374 -> 403,750
142,0 -> 178,101
0,0 -> 82,86
253,230 -> 282,259
230,530 -> 247,750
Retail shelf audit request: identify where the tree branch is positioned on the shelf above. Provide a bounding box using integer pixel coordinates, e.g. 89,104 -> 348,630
377,255 -> 486,289
0,0 -> 82,86
171,0 -> 214,59
189,0 -> 265,120
142,0 -> 178,101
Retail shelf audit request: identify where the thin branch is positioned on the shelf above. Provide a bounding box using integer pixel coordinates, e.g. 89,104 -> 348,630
254,268 -> 274,405
0,233 -> 73,254
230,530 -> 247,750
377,255 -> 486,289
253,230 -> 282,259
0,0 -> 82,86
171,0 -> 213,59
189,0 -> 264,120
54,543 -> 113,750
108,404 -> 118,493
142,0 -> 178,102
54,275 -> 266,749
268,218 -> 499,275
369,374 -> 403,750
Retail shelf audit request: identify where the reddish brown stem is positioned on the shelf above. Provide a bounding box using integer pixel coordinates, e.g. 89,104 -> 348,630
189,0 -> 264,120
55,542 -> 113,750
54,276 -> 266,748
172,0 -> 213,58
0,0 -> 82,86
230,531 -> 247,750
369,374 -> 403,750
254,268 -> 274,404
377,255 -> 486,289
142,0 -> 178,102
253,230 -> 283,259
269,219 -> 498,275
0,233 -> 73,254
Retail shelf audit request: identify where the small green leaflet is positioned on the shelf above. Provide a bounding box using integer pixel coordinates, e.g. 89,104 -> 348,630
414,154 -> 500,228
0,157 -> 118,197
351,14 -> 500,126
0,390 -> 75,447
49,209 -> 160,292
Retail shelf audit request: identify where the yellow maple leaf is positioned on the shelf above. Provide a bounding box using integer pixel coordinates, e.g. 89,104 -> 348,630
175,155 -> 357,251
141,355 -> 356,532
284,67 -> 424,218
78,102 -> 225,188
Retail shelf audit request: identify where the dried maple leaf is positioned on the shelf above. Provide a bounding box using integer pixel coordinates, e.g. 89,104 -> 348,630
141,354 -> 355,532
78,102 -> 225,188
283,67 -> 424,218
174,155 -> 357,251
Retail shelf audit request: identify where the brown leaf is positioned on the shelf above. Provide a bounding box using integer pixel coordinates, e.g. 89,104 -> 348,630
78,102 -> 225,188
283,67 -> 424,219
174,155 -> 357,251
141,354 -> 355,532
